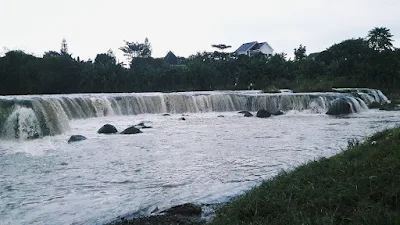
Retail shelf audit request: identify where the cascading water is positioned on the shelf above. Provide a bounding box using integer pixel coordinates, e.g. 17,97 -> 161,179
0,89 -> 389,139
2,106 -> 42,139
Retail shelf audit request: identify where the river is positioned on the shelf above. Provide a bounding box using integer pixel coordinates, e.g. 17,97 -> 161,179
0,90 -> 398,224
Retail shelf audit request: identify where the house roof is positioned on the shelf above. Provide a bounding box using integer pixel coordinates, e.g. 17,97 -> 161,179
258,42 -> 274,52
235,41 -> 274,53
164,51 -> 178,64
235,41 -> 258,53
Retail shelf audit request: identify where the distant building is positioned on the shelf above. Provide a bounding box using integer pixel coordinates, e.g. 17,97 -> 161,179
234,41 -> 274,57
164,51 -> 178,65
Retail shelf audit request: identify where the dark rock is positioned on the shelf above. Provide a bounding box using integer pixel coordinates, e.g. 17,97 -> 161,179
161,203 -> 202,216
369,102 -> 382,109
68,135 -> 87,143
243,111 -> 253,117
108,214 -> 205,225
134,122 -> 152,129
326,98 -> 352,115
238,110 -> 250,114
162,113 -> 171,116
256,109 -> 271,118
272,110 -> 284,116
97,124 -> 118,134
179,117 -> 186,121
27,133 -> 40,140
217,115 -> 225,118
121,126 -> 143,135
380,103 -> 400,111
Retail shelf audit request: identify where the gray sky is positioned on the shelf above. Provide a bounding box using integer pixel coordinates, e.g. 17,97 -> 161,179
1,0 -> 399,61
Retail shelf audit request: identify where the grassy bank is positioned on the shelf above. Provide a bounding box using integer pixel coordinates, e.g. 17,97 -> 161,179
211,127 -> 400,225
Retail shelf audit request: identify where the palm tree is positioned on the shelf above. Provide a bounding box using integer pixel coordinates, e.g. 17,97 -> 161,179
367,27 -> 394,51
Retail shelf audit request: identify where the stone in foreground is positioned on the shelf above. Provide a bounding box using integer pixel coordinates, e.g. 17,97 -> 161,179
326,98 -> 352,115
239,111 -> 253,117
68,135 -> 87,143
256,109 -> 271,118
161,203 -> 202,216
98,124 -> 118,134
121,126 -> 143,135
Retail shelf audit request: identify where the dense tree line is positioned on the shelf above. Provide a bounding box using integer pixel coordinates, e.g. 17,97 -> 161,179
0,27 -> 399,95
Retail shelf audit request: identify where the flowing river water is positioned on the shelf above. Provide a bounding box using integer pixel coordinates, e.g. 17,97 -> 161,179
0,90 -> 399,224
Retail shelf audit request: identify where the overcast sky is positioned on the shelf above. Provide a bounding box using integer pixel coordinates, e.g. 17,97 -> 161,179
1,0 -> 399,62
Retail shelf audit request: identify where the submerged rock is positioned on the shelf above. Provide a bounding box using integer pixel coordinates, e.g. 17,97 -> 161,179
368,101 -> 382,109
272,110 -> 284,116
162,203 -> 202,216
217,115 -> 225,118
380,103 -> 400,111
68,135 -> 87,143
239,111 -> 253,117
98,124 -> 118,134
162,113 -> 171,116
243,111 -> 253,117
256,109 -> 271,118
326,98 -> 352,115
121,126 -> 143,135
134,122 -> 152,129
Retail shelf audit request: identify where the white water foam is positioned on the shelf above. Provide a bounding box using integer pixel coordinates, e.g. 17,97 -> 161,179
1,110 -> 400,224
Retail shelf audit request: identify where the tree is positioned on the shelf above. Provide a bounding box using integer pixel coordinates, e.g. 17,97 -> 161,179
211,44 -> 232,52
119,38 -> 152,62
367,27 -> 394,52
60,38 -> 69,55
294,44 -> 307,61
43,51 -> 61,58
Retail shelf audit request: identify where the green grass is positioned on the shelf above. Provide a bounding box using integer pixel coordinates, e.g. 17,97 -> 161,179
211,128 -> 400,225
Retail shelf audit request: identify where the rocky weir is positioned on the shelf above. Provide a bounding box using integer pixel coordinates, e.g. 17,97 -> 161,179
0,89 -> 389,140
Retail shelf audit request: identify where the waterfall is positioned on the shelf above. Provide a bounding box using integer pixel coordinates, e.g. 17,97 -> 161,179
2,106 -> 42,139
0,89 -> 390,139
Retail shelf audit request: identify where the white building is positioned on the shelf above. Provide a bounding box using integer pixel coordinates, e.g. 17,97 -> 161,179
234,41 -> 274,57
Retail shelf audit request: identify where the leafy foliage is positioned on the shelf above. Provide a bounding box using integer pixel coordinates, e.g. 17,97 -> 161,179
367,27 -> 394,52
211,44 -> 232,51
0,27 -> 399,95
119,38 -> 152,62
294,44 -> 307,61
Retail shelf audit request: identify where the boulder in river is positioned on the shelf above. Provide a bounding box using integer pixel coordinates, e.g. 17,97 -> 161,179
121,126 -> 143,135
272,110 -> 284,116
368,101 -> 382,109
134,122 -> 152,129
239,111 -> 253,117
179,117 -> 186,121
256,109 -> 271,118
68,135 -> 87,143
326,98 -> 352,115
162,113 -> 171,116
217,115 -> 225,118
97,124 -> 118,134
161,203 -> 202,216
243,111 -> 253,117
379,103 -> 400,111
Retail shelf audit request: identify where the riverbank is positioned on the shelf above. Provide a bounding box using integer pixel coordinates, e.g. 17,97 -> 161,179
210,127 -> 400,225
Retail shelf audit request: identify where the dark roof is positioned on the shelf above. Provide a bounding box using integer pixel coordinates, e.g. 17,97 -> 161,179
235,41 -> 258,53
164,51 -> 178,64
